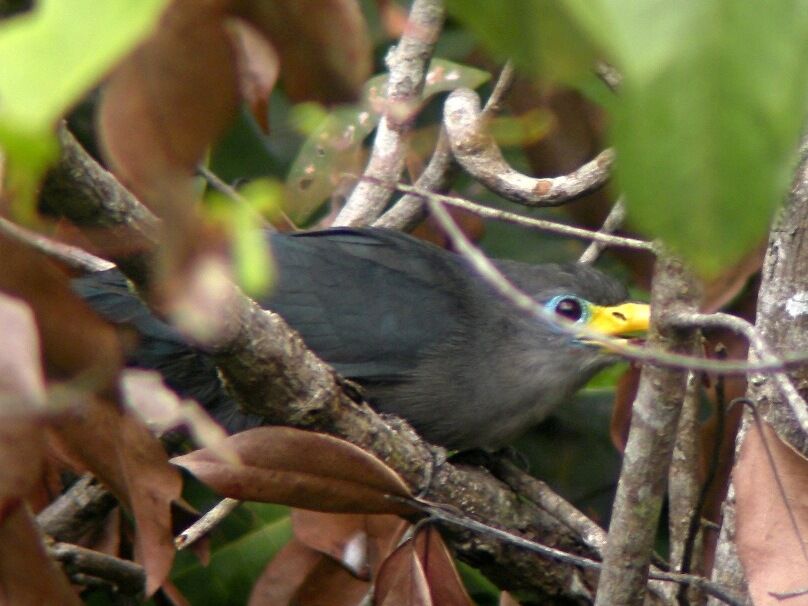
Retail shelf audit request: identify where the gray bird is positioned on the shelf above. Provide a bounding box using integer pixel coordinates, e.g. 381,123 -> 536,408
73,228 -> 649,450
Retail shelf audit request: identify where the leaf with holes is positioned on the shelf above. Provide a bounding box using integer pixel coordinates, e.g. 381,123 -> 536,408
285,58 -> 490,224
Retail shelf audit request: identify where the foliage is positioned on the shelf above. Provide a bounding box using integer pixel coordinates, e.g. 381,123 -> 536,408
449,0 -> 808,276
1,0 -> 807,604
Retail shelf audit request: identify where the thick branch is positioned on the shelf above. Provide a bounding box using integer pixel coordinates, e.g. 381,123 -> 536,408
595,254 -> 702,606
709,143 -> 808,603
48,541 -> 145,596
37,475 -> 117,544
39,124 -> 160,283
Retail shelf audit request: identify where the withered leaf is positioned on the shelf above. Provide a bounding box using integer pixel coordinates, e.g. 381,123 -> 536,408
0,294 -> 47,503
172,426 -> 414,515
374,525 -> 473,606
0,502 -> 82,606
99,0 -> 240,201
49,396 -> 181,596
228,18 -> 279,133
292,510 -> 407,579
735,422 -> 808,605
236,0 -> 371,104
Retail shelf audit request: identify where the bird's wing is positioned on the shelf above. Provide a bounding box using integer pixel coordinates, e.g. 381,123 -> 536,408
262,228 -> 467,381
72,270 -> 266,432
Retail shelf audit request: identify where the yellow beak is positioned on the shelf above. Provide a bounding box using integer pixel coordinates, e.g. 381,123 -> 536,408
587,302 -> 650,337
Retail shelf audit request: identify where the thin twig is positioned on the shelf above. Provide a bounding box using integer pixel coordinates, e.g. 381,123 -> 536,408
412,188 -> 808,376
401,498 -> 744,606
197,164 -> 248,205
196,164 -> 282,232
374,61 -> 515,230
175,498 -> 240,550
594,61 -> 622,91
444,87 -> 614,206
335,0 -> 445,226
671,312 -> 808,438
578,198 -> 627,264
369,177 -> 655,251
0,217 -> 114,272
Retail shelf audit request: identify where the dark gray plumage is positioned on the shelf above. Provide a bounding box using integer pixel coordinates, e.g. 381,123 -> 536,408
73,228 -> 640,450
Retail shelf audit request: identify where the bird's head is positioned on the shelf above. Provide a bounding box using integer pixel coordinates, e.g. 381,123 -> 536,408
496,260 -> 650,377
543,294 -> 649,346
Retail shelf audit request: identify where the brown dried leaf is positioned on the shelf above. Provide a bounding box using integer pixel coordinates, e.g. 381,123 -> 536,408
48,396 -> 181,596
160,579 -> 193,606
0,235 -> 122,385
0,293 -> 46,411
0,421 -> 45,505
248,539 -> 321,606
414,526 -> 474,606
374,536 -> 432,606
0,502 -> 82,606
236,0 -> 371,103
120,369 -> 237,463
610,365 -> 641,453
735,422 -> 808,604
375,526 -> 473,606
228,18 -> 279,133
701,240 -> 765,313
499,592 -> 522,606
99,0 -> 240,201
171,426 -> 414,515
293,554 -> 370,606
292,510 -> 408,579
0,294 -> 47,503
375,0 -> 408,38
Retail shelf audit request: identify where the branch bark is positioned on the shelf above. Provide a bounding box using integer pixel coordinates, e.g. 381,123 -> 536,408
594,254 -> 701,606
708,145 -> 808,604
335,0 -> 445,226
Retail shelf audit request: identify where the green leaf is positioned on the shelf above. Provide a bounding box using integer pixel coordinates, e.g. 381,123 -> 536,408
285,58 -> 490,224
0,0 -> 167,212
596,0 -> 808,275
448,0 -> 808,276
231,180 -> 282,296
0,0 -> 167,133
446,0 -> 599,84
170,503 -> 291,606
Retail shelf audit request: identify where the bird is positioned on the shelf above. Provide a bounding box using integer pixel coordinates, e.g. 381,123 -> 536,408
72,227 -> 649,451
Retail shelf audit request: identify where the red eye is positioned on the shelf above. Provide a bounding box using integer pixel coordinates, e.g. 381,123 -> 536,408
554,297 -> 583,321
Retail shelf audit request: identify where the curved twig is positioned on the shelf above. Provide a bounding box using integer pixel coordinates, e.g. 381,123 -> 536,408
444,87 -> 614,206
374,62 -> 516,230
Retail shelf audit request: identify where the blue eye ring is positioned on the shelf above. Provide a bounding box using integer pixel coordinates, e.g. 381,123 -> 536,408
545,295 -> 591,324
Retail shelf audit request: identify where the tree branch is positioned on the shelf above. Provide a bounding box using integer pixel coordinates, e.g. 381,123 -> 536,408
578,197 -> 627,264
335,0 -> 445,226
374,61 -> 516,230
594,254 -> 701,606
708,140 -> 808,604
444,87 -> 614,206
